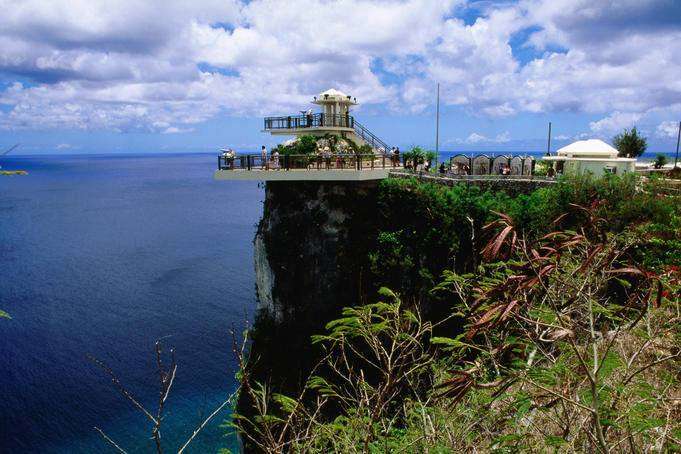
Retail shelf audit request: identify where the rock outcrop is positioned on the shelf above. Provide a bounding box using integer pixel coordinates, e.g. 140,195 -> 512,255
253,180 -> 378,324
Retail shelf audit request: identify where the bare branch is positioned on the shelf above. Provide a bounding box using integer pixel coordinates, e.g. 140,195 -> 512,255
87,354 -> 158,425
94,427 -> 128,454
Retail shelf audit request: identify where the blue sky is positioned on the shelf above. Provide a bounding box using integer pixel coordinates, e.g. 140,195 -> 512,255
0,0 -> 680,155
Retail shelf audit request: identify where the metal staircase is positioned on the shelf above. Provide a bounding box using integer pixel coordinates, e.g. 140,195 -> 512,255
353,120 -> 390,151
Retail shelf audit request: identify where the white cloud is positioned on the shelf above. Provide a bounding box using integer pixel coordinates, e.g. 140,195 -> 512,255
461,131 -> 511,144
656,120 -> 680,139
55,143 -> 72,149
0,0 -> 679,134
466,132 -> 488,143
589,112 -> 642,136
495,131 -> 511,143
162,126 -> 195,134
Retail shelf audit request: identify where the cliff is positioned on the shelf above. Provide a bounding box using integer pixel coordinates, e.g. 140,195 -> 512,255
239,176 -> 552,451
241,181 -> 381,423
254,181 -> 379,324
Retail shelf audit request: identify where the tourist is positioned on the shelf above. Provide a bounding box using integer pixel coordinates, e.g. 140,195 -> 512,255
224,148 -> 236,169
439,162 -> 446,174
394,147 -> 400,167
323,146 -> 331,169
272,149 -> 280,170
261,145 -> 268,170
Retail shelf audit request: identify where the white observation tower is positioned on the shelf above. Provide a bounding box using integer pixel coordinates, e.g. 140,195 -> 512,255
263,88 -> 389,151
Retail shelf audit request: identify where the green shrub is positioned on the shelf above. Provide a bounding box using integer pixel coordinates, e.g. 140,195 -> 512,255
275,135 -> 319,155
654,153 -> 668,169
613,127 -> 647,157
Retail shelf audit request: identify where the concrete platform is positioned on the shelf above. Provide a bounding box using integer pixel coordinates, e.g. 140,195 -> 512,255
214,168 -> 391,181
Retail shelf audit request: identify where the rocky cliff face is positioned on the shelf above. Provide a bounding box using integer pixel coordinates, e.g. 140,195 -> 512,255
238,181 -> 380,442
253,180 -> 378,325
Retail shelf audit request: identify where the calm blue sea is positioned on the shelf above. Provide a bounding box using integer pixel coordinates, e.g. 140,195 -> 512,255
1,147 -> 674,453
0,153 -> 263,453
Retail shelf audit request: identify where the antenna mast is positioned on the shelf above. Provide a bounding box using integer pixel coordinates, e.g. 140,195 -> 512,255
675,121 -> 680,169
435,83 -> 440,162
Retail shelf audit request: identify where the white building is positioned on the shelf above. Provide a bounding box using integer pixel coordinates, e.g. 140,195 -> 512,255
542,139 -> 636,176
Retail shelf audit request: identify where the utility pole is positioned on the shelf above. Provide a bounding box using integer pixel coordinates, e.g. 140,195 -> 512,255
546,122 -> 552,156
675,120 -> 680,169
435,83 -> 440,166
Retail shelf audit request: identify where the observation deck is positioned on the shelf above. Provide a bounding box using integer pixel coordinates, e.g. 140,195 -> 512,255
214,153 -> 401,181
264,113 -> 354,133
263,113 -> 390,152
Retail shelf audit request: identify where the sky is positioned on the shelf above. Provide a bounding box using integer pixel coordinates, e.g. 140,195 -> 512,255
0,0 -> 680,155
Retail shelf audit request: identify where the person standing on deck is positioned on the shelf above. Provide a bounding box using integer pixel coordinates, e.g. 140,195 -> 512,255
261,145 -> 268,170
272,149 -> 280,170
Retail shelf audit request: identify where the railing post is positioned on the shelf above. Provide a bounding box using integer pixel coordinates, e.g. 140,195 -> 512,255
247,155 -> 251,171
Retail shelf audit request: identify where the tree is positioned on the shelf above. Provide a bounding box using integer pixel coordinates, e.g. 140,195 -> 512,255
403,146 -> 426,169
654,153 -> 668,169
613,127 -> 647,158
424,150 -> 437,168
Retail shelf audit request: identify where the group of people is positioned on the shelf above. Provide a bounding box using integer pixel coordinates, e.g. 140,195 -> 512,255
260,145 -> 280,170
387,147 -> 401,166
222,143 -> 407,171
220,148 -> 236,169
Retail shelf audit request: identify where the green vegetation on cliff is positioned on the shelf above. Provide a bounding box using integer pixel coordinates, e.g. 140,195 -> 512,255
234,174 -> 680,453
369,173 -> 677,301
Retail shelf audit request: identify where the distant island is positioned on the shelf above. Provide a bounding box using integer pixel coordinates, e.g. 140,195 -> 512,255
1,170 -> 28,175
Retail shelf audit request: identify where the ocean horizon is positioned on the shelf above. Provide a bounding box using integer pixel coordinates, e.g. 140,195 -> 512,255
4,148 -> 676,162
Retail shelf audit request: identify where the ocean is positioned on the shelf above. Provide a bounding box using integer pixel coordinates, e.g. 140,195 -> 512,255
0,148 -> 675,453
0,153 -> 263,453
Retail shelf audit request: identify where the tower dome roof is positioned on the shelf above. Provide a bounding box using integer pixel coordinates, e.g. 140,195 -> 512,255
313,88 -> 357,105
